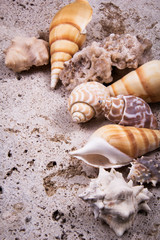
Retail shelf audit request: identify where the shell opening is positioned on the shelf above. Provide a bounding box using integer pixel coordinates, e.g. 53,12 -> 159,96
70,137 -> 132,168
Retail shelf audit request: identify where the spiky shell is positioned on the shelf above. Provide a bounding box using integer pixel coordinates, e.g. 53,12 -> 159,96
128,156 -> 160,186
70,125 -> 160,168
80,168 -> 152,237
107,60 -> 160,103
102,95 -> 158,129
49,0 -> 92,89
68,82 -> 110,123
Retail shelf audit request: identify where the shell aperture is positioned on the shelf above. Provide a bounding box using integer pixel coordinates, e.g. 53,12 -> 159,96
70,124 -> 160,168
80,168 -> 152,237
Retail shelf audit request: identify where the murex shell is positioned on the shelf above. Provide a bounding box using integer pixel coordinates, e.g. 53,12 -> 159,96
70,124 -> 160,168
49,0 -> 92,89
80,168 -> 152,237
128,156 -> 160,186
68,60 -> 160,123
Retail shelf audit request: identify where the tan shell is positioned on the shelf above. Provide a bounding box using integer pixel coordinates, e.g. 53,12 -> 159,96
107,60 -> 160,103
5,37 -> 49,72
49,0 -> 92,89
70,124 -> 160,168
68,82 -> 109,123
102,95 -> 158,129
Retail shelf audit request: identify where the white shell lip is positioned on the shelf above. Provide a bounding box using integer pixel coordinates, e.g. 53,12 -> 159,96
70,137 -> 132,168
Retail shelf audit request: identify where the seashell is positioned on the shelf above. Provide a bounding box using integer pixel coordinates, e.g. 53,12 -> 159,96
70,124 -> 160,168
69,84 -> 158,126
4,37 -> 49,72
107,60 -> 160,103
127,156 -> 160,186
80,168 -> 152,237
101,95 -> 158,129
49,0 -> 92,89
68,81 -> 109,123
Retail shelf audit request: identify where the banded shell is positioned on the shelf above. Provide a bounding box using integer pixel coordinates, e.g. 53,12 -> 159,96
107,60 -> 160,103
68,81 -> 109,123
70,124 -> 160,168
101,95 -> 158,129
49,0 -> 92,89
128,156 -> 160,186
80,168 -> 152,237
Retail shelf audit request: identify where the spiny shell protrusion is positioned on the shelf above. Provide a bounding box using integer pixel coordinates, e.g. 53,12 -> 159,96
70,124 -> 160,168
128,156 -> 160,186
80,168 -> 152,237
49,0 -> 92,89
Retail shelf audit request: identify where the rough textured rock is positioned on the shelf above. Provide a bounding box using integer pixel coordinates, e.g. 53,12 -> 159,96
60,34 -> 152,90
0,0 -> 160,240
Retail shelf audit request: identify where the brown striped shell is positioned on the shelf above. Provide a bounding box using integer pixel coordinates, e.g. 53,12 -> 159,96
49,0 -> 92,89
101,95 -> 158,129
127,156 -> 160,186
70,125 -> 160,168
68,82 -> 109,123
107,60 -> 160,103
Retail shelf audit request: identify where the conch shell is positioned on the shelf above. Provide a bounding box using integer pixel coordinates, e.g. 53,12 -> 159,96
70,124 -> 160,168
80,168 -> 152,237
69,84 -> 157,127
49,0 -> 92,89
127,156 -> 160,186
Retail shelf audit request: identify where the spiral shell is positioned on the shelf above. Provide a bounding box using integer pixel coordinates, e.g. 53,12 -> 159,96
70,124 -> 160,168
68,82 -> 109,123
49,0 -> 92,89
128,156 -> 160,186
102,95 -> 158,129
107,60 -> 160,103
80,168 -> 152,237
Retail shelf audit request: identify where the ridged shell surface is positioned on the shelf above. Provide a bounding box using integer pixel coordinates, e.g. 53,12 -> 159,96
128,156 -> 160,186
107,60 -> 160,103
80,168 -> 152,237
68,82 -> 109,123
49,0 -> 92,89
103,95 -> 158,129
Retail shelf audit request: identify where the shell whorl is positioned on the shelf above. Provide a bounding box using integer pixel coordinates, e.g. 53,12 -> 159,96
70,125 -> 160,168
92,125 -> 160,159
68,82 -> 110,123
107,60 -> 160,103
102,95 -> 158,129
49,0 -> 92,89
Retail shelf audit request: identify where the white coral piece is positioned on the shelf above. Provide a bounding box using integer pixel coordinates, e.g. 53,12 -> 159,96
79,168 -> 152,237
5,36 -> 49,72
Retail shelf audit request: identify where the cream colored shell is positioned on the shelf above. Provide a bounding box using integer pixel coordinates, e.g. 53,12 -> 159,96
70,124 -> 160,168
107,60 -> 160,103
80,168 -> 152,237
5,37 -> 49,72
49,0 -> 92,89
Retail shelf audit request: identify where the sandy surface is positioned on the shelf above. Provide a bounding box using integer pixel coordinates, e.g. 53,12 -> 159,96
0,0 -> 160,239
